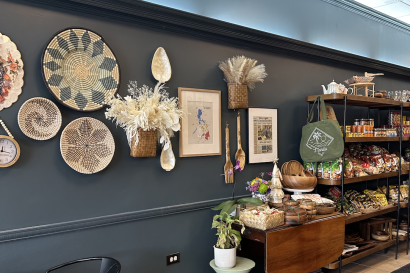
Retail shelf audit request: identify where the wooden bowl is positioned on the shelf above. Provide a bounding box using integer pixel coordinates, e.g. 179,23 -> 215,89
283,200 -> 298,206
317,204 -> 336,215
282,174 -> 317,189
372,233 -> 390,242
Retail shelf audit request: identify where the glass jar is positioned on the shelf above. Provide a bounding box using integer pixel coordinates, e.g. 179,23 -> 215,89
354,119 -> 360,126
360,119 -> 367,125
369,119 -> 374,126
374,128 -> 381,137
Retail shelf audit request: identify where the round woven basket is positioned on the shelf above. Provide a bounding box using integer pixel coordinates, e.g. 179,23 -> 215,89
130,129 -> 157,157
18,97 -> 62,140
228,83 -> 248,109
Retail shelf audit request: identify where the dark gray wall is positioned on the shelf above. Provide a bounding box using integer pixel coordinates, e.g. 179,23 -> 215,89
0,0 -> 410,272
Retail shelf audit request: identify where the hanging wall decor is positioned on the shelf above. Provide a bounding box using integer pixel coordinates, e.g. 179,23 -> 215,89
179,87 -> 221,157
248,108 -> 278,163
60,117 -> 115,174
219,55 -> 267,109
41,28 -> 120,112
0,32 -> 24,111
18,97 -> 62,140
0,120 -> 20,167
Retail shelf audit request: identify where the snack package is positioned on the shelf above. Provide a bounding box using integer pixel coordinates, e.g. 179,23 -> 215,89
391,153 -> 398,172
367,145 -> 381,155
382,154 -> 392,173
362,155 -> 372,165
330,158 -> 343,180
400,185 -> 409,200
344,158 -> 354,178
375,193 -> 389,206
328,186 -> 342,199
364,189 -> 383,207
378,186 -> 387,195
322,162 -> 331,179
389,186 -> 401,201
370,154 -> 385,173
303,162 -> 317,176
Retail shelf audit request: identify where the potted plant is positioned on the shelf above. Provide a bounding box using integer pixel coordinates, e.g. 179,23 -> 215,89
246,174 -> 273,203
219,55 -> 267,109
105,81 -> 183,157
212,212 -> 245,269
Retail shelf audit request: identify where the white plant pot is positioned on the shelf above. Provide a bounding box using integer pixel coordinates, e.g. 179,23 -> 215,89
214,246 -> 236,269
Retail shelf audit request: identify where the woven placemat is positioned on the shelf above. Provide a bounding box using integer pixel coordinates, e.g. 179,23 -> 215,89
18,97 -> 62,140
60,117 -> 115,174
42,28 -> 120,111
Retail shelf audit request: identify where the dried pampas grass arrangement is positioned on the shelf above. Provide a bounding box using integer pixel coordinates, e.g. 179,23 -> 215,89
219,55 -> 267,90
105,81 -> 183,151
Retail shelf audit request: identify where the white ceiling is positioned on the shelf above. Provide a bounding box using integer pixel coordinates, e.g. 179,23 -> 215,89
354,0 -> 410,24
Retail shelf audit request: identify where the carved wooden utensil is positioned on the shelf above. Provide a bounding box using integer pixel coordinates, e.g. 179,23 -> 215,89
224,123 -> 234,183
235,111 -> 245,170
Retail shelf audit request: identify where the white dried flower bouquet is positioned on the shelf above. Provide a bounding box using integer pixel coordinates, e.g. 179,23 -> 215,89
105,81 -> 183,150
219,55 -> 267,90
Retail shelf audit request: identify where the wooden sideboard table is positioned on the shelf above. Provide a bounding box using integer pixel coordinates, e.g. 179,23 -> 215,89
234,213 -> 345,273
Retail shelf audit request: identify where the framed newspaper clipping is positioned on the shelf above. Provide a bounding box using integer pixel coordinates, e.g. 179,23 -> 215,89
178,87 -> 221,157
248,108 -> 278,163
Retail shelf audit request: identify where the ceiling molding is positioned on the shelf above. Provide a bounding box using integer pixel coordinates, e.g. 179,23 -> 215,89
21,0 -> 410,78
321,0 -> 410,35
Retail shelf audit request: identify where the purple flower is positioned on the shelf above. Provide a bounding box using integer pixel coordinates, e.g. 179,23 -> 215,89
268,172 -> 272,176
227,170 -> 233,175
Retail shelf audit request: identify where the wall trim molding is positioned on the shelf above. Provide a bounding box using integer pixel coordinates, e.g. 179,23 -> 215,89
23,0 -> 410,78
0,195 -> 250,243
321,0 -> 410,35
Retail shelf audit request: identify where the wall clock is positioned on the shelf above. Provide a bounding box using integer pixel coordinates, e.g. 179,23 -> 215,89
0,119 -> 20,167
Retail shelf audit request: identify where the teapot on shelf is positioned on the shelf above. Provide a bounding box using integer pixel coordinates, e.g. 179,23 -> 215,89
322,80 -> 353,94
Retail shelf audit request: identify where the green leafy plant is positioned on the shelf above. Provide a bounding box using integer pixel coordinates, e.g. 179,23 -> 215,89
211,197 -> 263,218
212,213 -> 245,249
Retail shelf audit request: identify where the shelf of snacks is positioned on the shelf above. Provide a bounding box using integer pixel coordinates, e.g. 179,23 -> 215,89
317,172 -> 401,185
306,93 -> 408,108
345,206 -> 397,225
345,136 -> 410,142
324,240 -> 396,269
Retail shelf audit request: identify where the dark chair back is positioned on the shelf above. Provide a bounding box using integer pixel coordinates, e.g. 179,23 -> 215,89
45,257 -> 121,273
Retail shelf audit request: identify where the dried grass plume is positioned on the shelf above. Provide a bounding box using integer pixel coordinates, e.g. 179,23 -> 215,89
219,55 -> 267,90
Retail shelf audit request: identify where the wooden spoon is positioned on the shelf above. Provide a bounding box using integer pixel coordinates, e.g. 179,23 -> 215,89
235,111 -> 245,171
224,123 -> 234,183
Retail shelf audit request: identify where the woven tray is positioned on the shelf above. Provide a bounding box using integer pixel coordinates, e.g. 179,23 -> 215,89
18,97 -> 62,140
60,117 -> 115,174
42,28 -> 120,112
130,129 -> 157,157
240,211 -> 284,231
228,83 -> 248,109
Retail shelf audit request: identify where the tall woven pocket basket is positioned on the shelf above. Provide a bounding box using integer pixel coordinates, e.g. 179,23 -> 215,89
239,211 -> 284,231
228,83 -> 248,109
130,129 -> 157,157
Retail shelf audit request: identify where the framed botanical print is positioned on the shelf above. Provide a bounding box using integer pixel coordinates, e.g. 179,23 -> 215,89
178,87 -> 221,157
248,108 -> 278,163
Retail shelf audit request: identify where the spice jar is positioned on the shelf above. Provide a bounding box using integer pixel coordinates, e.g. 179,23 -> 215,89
369,119 -> 374,126
354,119 -> 360,126
360,119 -> 367,125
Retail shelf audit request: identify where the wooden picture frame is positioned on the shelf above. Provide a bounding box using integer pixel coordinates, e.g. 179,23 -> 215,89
178,87 -> 221,157
248,108 -> 278,163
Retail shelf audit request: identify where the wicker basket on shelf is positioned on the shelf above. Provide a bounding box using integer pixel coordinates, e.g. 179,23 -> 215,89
130,129 -> 157,157
239,210 -> 284,231
228,83 -> 248,109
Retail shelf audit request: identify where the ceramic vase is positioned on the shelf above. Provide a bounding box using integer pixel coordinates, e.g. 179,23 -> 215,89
214,246 -> 236,268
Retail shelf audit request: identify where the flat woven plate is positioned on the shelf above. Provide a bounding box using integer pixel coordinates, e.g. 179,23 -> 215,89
41,28 -> 120,111
18,97 -> 62,140
60,117 -> 115,174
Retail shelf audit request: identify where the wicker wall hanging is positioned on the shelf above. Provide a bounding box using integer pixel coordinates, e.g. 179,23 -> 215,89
60,117 -> 115,174
18,97 -> 62,140
41,28 -> 120,112
0,32 -> 24,111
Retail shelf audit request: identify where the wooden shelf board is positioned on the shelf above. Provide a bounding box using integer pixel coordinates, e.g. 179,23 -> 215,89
345,137 -> 409,142
306,94 -> 406,108
317,172 -> 401,185
324,240 -> 396,269
345,206 -> 397,225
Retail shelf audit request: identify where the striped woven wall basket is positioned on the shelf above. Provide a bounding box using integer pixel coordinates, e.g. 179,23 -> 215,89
41,28 -> 120,112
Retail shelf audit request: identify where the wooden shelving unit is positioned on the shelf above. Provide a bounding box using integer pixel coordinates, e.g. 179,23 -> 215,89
306,93 -> 410,269
324,240 -> 396,269
317,172 -> 402,185
345,206 -> 397,225
345,136 -> 409,142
